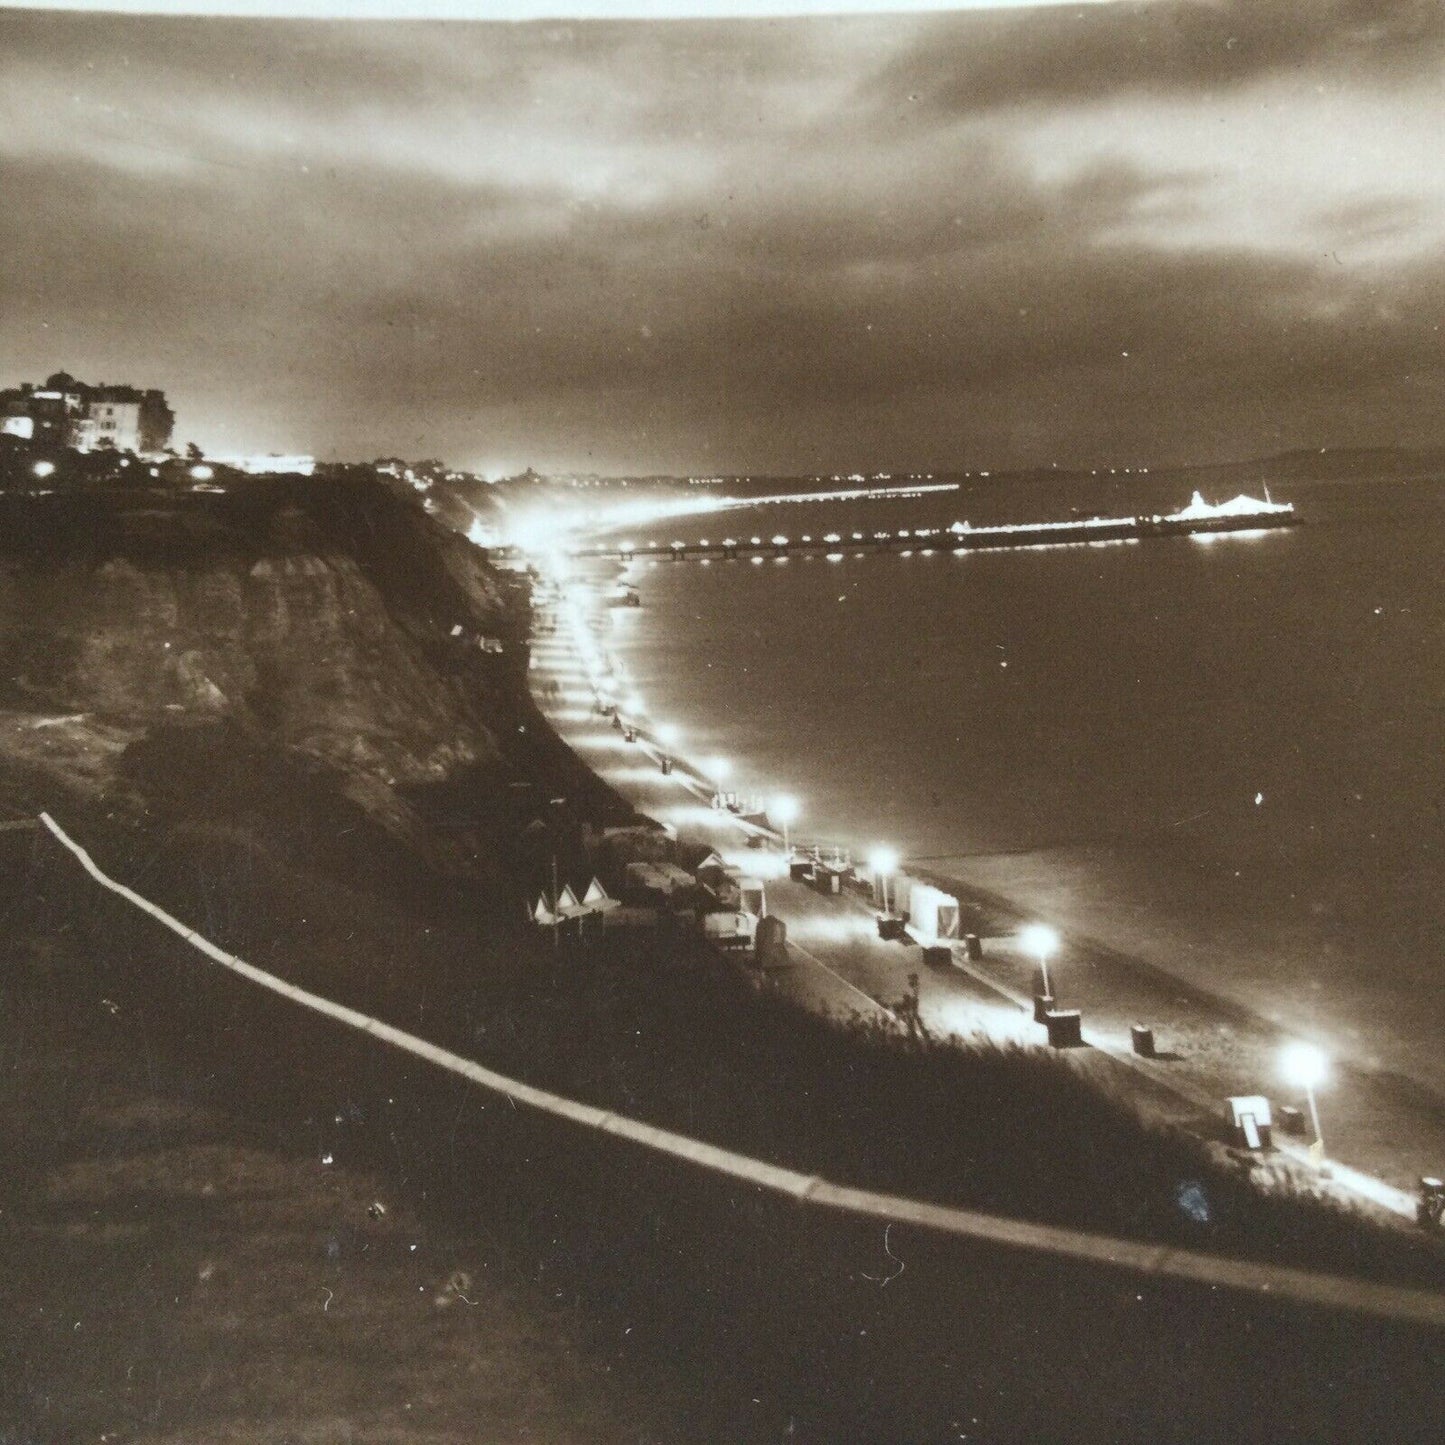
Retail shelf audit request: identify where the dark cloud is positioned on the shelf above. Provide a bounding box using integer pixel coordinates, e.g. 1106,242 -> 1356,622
1,6 -> 1442,473
867,1 -> 1445,122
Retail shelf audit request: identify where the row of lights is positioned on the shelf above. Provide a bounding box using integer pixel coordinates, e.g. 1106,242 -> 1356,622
645,722 -> 802,851
27,459 -> 214,481
557,574 -> 1341,1173
1018,920 -> 1333,1160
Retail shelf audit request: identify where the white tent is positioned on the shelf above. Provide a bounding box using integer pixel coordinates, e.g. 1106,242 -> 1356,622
556,884 -> 590,920
582,878 -> 619,912
531,895 -> 557,927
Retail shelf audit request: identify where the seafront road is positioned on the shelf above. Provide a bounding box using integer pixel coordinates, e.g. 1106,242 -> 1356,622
528,622 -> 1445,1224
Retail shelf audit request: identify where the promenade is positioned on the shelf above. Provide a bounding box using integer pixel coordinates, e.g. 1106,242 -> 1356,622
528,601 -> 1445,1227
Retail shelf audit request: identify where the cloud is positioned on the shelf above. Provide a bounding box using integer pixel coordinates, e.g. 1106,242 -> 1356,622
867,0 -> 1445,120
1,6 -> 1443,472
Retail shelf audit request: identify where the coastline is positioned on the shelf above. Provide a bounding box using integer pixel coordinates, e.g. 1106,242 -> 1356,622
526,552 -> 1445,1201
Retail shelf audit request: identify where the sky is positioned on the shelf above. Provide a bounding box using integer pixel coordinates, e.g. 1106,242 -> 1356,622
2,1 -> 1444,475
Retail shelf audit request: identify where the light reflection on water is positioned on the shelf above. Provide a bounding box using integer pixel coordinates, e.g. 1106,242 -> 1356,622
602,476 -> 1445,1098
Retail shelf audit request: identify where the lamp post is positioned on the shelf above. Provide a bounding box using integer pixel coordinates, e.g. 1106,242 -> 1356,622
1280,1041 -> 1329,1165
1020,923 -> 1059,1020
773,794 -> 800,856
869,845 -> 899,914
619,693 -> 644,733
709,756 -> 731,807
656,722 -> 679,776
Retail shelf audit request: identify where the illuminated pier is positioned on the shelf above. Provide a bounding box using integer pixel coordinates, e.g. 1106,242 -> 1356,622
494,493 -> 1300,563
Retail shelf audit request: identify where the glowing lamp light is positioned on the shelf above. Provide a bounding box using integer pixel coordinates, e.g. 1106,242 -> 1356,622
656,722 -> 680,749
1020,923 -> 1060,998
710,756 -> 731,783
32,460 -> 55,478
189,464 -> 214,481
1019,923 -> 1059,959
869,845 -> 899,914
1280,1041 -> 1330,1162
1280,1041 -> 1328,1091
772,794 -> 799,855
626,694 -> 645,715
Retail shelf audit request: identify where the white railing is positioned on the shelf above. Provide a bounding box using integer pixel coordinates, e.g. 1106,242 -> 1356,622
36,810 -> 1445,1330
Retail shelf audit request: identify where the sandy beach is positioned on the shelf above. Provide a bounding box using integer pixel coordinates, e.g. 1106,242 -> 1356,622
530,562 -> 1445,1220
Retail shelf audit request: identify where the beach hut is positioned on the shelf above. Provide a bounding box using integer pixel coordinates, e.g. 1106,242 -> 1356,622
1226,1095 -> 1273,1151
904,882 -> 962,943
693,851 -> 728,887
732,874 -> 767,919
655,862 -> 697,894
625,860 -> 674,898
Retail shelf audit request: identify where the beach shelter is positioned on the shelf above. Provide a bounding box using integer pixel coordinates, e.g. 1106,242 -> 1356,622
531,894 -> 557,927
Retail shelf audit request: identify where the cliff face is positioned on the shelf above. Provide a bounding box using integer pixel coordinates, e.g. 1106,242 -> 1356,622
0,476 -> 530,889
28,551 -> 494,782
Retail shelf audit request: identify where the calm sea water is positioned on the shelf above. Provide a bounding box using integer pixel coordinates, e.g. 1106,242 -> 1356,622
605,477 -> 1445,1096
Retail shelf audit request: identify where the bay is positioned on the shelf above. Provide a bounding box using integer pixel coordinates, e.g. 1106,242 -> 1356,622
603,476 -> 1445,1101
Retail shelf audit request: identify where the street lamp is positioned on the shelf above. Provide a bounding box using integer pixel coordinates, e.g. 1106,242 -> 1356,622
869,845 -> 899,914
706,756 -> 732,808
656,722 -> 679,776
1280,1041 -> 1330,1164
773,794 -> 800,856
1020,923 -> 1060,1000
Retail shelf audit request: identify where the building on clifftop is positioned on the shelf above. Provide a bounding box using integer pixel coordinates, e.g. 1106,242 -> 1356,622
0,371 -> 175,454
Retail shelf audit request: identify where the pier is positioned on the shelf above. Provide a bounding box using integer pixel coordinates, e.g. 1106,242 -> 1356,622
494,497 -> 1300,564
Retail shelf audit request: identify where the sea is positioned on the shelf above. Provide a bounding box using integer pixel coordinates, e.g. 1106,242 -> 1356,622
598,473 -> 1445,1102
